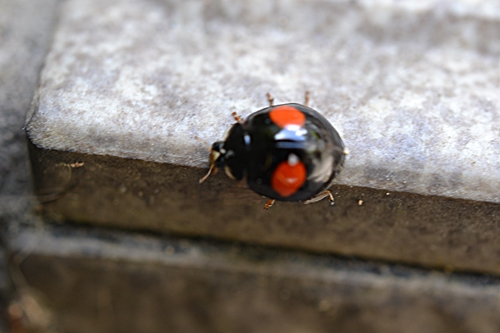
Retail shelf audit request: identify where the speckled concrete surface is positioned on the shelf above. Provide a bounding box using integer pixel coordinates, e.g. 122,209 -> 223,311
25,0 -> 500,204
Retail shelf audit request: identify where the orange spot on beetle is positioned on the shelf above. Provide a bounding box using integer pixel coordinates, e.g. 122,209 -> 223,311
271,157 -> 306,197
269,105 -> 306,128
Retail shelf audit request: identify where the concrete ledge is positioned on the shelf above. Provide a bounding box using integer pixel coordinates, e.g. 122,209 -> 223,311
25,0 -> 500,204
29,143 -> 500,275
10,225 -> 500,333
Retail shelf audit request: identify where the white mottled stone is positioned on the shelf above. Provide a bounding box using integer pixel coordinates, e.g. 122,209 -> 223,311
26,0 -> 500,203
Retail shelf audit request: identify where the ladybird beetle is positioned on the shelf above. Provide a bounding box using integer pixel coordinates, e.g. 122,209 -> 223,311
200,92 -> 348,210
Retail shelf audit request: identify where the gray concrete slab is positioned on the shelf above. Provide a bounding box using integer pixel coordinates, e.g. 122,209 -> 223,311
26,0 -> 500,204
10,224 -> 500,333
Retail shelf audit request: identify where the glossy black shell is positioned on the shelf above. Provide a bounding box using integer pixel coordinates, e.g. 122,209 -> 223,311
221,103 -> 345,202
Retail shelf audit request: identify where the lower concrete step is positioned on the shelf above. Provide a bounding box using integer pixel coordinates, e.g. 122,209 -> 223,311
9,224 -> 500,333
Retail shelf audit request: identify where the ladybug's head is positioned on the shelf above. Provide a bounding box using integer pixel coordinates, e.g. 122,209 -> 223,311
199,141 -> 227,183
209,141 -> 227,168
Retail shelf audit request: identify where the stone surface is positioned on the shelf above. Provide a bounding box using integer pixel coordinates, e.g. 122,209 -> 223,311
10,224 -> 500,333
30,145 -> 500,275
25,0 -> 500,204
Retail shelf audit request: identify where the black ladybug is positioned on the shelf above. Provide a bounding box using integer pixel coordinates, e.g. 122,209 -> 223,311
200,92 -> 348,209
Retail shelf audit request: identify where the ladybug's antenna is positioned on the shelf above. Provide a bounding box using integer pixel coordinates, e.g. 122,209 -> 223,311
195,136 -> 211,152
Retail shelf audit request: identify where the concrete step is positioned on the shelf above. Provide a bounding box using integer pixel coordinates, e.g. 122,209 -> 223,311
25,0 -> 500,273
9,224 -> 500,333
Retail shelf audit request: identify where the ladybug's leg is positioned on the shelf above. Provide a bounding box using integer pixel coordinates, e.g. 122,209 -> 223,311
304,91 -> 310,107
199,164 -> 217,183
231,112 -> 243,124
303,190 -> 334,206
264,198 -> 276,210
266,93 -> 274,106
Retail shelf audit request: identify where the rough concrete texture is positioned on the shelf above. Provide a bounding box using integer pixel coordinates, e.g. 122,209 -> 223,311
25,0 -> 500,204
30,146 -> 500,275
9,225 -> 500,333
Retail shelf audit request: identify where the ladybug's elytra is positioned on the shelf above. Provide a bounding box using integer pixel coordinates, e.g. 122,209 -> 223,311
200,92 -> 348,210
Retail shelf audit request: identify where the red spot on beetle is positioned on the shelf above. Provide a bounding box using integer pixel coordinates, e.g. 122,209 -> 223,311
271,157 -> 306,197
269,105 -> 306,128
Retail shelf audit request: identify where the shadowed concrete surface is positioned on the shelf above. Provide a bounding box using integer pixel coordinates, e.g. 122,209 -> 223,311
0,0 -> 60,331
30,145 -> 500,275
10,225 -> 500,333
2,0 -> 500,332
